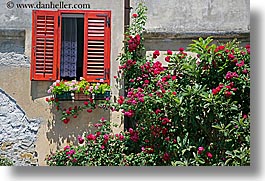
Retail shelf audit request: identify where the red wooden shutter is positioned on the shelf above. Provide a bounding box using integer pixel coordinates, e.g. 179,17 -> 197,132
83,11 -> 111,85
31,10 -> 59,81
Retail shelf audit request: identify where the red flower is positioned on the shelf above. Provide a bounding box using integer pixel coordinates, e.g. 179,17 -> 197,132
165,56 -> 170,62
172,91 -> 177,95
243,114 -> 248,119
118,96 -> 125,105
144,80 -> 149,84
197,147 -> 204,154
212,88 -> 218,95
206,152 -> 213,159
63,118 -> 70,124
132,13 -> 138,18
242,69 -> 248,74
155,109 -> 162,115
86,134 -> 96,141
66,110 -> 71,115
124,110 -> 134,117
89,98 -> 94,103
78,136 -> 84,144
73,115 -> 77,118
162,128 -> 168,135
228,54 -> 235,60
64,145 -> 70,151
84,101 -> 89,106
163,152 -> 170,161
165,137 -> 170,142
218,84 -> 224,89
171,76 -> 177,81
232,88 -> 237,92
153,50 -> 160,59
224,91 -> 232,98
114,75 -> 118,79
179,47 -> 185,52
45,98 -> 50,102
87,109 -> 93,113
167,49 -> 173,55
218,45 -> 225,51
96,131 -> 101,137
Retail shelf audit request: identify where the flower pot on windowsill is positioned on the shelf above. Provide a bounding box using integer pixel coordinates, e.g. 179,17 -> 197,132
74,92 -> 91,101
93,91 -> 111,100
54,92 -> 72,101
54,91 -> 111,101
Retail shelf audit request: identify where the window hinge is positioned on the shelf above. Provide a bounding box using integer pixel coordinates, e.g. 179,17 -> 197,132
106,17 -> 111,28
96,14 -> 110,28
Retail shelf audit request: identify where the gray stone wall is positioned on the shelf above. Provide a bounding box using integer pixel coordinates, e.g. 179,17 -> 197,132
0,51 -> 39,166
0,52 -> 30,67
0,88 -> 40,166
0,29 -> 25,54
131,0 -> 250,34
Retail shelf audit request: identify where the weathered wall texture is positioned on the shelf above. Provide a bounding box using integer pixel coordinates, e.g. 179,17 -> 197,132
0,88 -> 40,166
131,0 -> 250,33
131,0 -> 250,51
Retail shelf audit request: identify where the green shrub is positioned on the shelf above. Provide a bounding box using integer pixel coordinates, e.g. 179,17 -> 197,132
46,2 -> 250,166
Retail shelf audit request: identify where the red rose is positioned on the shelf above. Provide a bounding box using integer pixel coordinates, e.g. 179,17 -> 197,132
206,152 -> 213,159
212,88 -> 218,95
172,76 -> 177,81
63,118 -> 70,124
179,47 -> 185,52
132,13 -> 138,18
66,110 -> 71,115
87,109 -> 93,113
165,56 -> 170,62
167,49 -> 173,55
163,152 -> 170,161
153,50 -> 160,59
86,134 -> 96,141
197,147 -> 204,154
228,54 -> 235,60
224,91 -> 232,98
155,109 -> 161,115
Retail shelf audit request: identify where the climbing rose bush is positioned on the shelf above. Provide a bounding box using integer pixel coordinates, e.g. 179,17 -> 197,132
46,2 -> 250,166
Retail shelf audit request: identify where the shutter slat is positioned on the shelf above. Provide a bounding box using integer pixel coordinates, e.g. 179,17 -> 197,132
83,12 -> 111,84
31,10 -> 58,81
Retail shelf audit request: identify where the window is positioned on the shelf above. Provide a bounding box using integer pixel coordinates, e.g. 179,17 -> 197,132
30,10 -> 111,85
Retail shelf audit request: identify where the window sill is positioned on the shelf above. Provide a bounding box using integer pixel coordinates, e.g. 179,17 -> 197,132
54,91 -> 111,101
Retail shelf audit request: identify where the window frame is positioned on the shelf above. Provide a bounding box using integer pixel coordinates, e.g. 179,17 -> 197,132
31,9 -> 111,85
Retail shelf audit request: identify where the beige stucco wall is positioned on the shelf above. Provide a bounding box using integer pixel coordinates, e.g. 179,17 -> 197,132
0,0 -> 124,166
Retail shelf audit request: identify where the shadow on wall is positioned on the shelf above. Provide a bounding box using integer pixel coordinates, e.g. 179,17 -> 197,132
30,81 -> 51,100
46,101 -> 110,150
